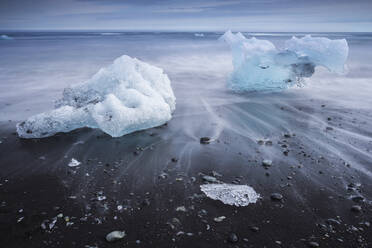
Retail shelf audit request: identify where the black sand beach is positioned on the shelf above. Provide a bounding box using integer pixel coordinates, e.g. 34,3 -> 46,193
1,93 -> 372,247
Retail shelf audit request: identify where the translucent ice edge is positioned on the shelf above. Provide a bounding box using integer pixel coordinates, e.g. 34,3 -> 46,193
220,30 -> 349,91
200,183 -> 260,207
17,55 -> 176,138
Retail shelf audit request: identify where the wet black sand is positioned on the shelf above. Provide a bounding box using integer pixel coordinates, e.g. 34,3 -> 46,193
1,97 -> 372,248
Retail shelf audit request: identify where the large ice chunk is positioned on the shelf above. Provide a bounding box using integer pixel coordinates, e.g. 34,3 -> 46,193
200,183 -> 260,206
220,30 -> 348,91
17,55 -> 176,138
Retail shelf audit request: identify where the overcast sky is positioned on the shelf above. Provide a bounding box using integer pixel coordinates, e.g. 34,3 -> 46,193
0,0 -> 371,31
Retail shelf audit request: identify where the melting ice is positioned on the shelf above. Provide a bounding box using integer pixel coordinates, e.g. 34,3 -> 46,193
17,55 -> 176,138
200,183 -> 260,207
220,30 -> 349,91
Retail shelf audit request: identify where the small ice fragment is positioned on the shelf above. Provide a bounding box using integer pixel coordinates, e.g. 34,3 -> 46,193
68,158 -> 81,167
201,183 -> 260,207
17,217 -> 24,223
194,33 -> 204,37
117,205 -> 123,211
106,230 -> 126,242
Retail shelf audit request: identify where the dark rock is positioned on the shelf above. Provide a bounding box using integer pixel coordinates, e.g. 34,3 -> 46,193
227,233 -> 238,243
142,199 -> 151,206
326,218 -> 341,225
351,205 -> 362,213
270,193 -> 283,201
200,137 -> 211,144
308,241 -> 319,247
351,195 -> 364,202
262,160 -> 272,168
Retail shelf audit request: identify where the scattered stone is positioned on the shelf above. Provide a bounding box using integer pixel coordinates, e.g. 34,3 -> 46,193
262,160 -> 272,168
200,137 -> 211,144
265,140 -> 273,146
158,172 -> 168,179
326,218 -> 341,225
283,133 -> 291,138
214,216 -> 226,222
106,231 -> 126,242
142,199 -> 150,206
351,195 -> 364,202
360,221 -> 370,228
270,193 -> 283,201
171,158 -> 178,162
228,233 -> 239,243
308,241 -> 319,247
351,205 -> 362,213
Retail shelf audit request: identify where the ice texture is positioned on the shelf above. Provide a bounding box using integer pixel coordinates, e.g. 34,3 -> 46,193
17,55 -> 176,138
220,30 -> 349,91
200,183 -> 260,206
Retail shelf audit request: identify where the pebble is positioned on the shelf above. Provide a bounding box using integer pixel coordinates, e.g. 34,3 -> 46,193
270,193 -> 283,201
351,195 -> 364,202
227,233 -> 238,243
308,241 -> 319,247
262,160 -> 272,167
351,205 -> 362,213
200,137 -> 211,144
106,231 -> 126,242
326,218 -> 341,225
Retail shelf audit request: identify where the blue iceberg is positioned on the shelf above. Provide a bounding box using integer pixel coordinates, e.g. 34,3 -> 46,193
220,30 -> 349,91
